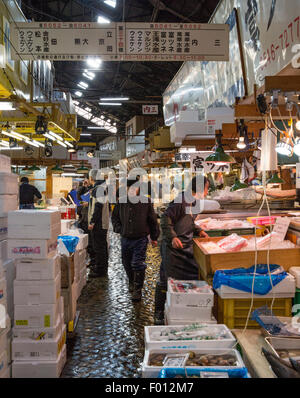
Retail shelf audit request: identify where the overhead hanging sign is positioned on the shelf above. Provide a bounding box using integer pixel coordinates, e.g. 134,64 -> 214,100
142,105 -> 158,115
11,22 -> 229,62
190,152 -> 231,174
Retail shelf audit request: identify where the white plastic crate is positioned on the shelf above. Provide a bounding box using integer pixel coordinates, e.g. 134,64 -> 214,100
14,299 -> 61,329
14,272 -> 61,305
8,210 -> 61,228
16,254 -> 60,281
12,324 -> 66,361
216,273 -> 296,299
8,223 -> 61,240
142,348 -> 245,378
0,173 -> 18,195
144,324 -> 236,350
7,238 -> 58,259
289,267 -> 300,289
0,196 -> 18,216
167,279 -> 214,308
12,343 -> 66,378
0,217 -> 7,241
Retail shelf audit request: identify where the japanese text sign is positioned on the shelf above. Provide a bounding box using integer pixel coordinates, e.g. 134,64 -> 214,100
190,152 -> 230,173
142,105 -> 158,115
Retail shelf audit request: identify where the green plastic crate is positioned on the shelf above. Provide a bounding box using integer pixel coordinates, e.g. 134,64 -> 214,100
293,288 -> 300,315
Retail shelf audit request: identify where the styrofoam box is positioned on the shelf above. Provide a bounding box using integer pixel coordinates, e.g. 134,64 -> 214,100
144,324 -> 236,350
142,348 -> 245,378
73,280 -> 80,301
61,220 -> 73,234
0,155 -> 11,173
16,254 -> 60,281
8,222 -> 61,240
0,196 -> 18,216
7,238 -> 57,259
0,315 -> 11,332
13,315 -> 62,342
14,299 -> 60,329
12,324 -> 65,360
0,217 -> 8,241
216,273 -> 296,299
289,267 -> 300,289
12,343 -> 66,378
0,260 -> 3,279
0,173 -> 18,195
0,350 -> 8,378
167,279 -> 214,308
0,240 -> 7,261
14,272 -> 61,305
8,210 -> 61,227
0,277 -> 7,303
165,304 -> 217,326
166,304 -> 212,320
2,259 -> 15,322
0,326 -> 9,354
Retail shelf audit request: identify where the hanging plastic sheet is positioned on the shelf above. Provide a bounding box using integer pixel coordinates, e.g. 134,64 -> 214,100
213,264 -> 288,295
57,235 -> 79,254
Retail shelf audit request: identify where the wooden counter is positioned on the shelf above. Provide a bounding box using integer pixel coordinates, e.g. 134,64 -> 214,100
232,329 -> 276,378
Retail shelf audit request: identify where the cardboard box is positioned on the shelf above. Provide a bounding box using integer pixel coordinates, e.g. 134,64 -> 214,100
60,254 -> 74,288
8,223 -> 61,240
0,217 -> 8,241
12,324 -> 65,360
14,272 -> 61,305
12,344 -> 66,378
16,254 -> 60,281
14,300 -> 60,329
0,196 -> 18,216
61,282 -> 77,324
0,173 -> 18,195
7,238 -> 57,259
13,314 -> 62,341
2,260 -> 15,322
8,210 -> 61,227
0,240 -> 7,261
61,220 -> 73,234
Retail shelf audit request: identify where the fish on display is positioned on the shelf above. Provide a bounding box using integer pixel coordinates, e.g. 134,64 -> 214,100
262,347 -> 300,378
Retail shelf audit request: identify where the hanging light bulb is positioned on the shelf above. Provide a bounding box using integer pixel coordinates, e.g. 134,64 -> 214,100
275,137 -> 293,156
237,136 -> 246,149
296,119 -> 300,131
294,137 -> 300,156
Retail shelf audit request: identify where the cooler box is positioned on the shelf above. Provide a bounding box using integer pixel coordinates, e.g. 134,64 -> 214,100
8,210 -> 61,228
8,223 -> 61,240
0,173 -> 18,195
164,303 -> 216,325
0,196 -> 18,216
7,238 -> 57,259
0,217 -> 8,241
14,300 -> 61,328
13,314 -> 62,340
16,255 -> 60,281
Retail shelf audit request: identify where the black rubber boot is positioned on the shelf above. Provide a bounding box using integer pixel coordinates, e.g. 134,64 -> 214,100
123,266 -> 134,292
154,281 -> 167,325
132,270 -> 145,302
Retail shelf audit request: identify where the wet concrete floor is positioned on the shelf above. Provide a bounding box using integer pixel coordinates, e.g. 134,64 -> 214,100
61,231 -> 161,378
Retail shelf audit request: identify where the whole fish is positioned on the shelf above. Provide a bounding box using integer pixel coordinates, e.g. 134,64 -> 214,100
262,347 -> 300,378
289,357 -> 300,373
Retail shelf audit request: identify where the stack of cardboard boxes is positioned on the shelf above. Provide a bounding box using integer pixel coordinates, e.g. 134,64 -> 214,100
7,210 -> 67,378
0,155 -> 19,378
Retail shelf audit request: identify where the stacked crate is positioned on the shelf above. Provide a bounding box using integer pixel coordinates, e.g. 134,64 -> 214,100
7,210 -> 67,378
0,155 -> 18,378
165,279 -> 216,325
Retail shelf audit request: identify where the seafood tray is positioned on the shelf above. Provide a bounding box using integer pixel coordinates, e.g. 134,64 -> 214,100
265,336 -> 300,364
142,348 -> 244,378
144,324 -> 236,350
261,317 -> 300,339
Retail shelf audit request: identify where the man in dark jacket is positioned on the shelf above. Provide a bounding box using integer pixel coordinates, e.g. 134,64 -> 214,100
154,176 -> 209,324
112,179 -> 159,302
88,170 -> 110,278
19,177 -> 42,209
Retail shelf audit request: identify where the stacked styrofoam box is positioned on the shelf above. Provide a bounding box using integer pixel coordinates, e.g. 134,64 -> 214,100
7,210 -> 67,378
0,258 -> 11,378
165,279 -> 214,325
60,253 -> 77,325
75,249 -> 87,297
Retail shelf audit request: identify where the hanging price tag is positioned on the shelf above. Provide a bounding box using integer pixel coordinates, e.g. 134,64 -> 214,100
272,217 -> 291,241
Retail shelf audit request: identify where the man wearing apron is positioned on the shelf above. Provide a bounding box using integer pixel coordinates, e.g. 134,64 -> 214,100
154,176 -> 209,324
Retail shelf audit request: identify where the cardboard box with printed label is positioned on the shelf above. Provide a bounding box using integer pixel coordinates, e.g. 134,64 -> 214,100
60,254 -> 74,288
14,272 -> 61,305
12,324 -> 66,361
0,196 -> 18,216
0,218 -> 8,241
8,223 -> 61,240
16,254 -> 60,281
0,173 -> 18,195
12,343 -> 66,378
13,313 -> 62,341
8,210 -> 61,227
14,300 -> 60,329
61,283 -> 77,323
7,238 -> 57,259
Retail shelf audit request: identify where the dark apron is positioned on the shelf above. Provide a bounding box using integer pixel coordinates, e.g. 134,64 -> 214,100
165,213 -> 199,280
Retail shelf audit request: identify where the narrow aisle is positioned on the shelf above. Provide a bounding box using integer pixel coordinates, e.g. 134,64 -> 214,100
61,231 -> 161,378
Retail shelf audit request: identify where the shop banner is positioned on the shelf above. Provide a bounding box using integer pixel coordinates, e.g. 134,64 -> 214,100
142,105 -> 158,115
190,152 -> 231,173
11,22 -> 229,62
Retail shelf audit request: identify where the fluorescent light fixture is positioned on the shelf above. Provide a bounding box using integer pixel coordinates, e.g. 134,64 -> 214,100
61,173 -> 84,177
0,147 -> 23,150
56,140 -> 67,148
75,91 -> 83,97
25,140 -> 39,148
44,133 -> 56,141
48,131 -> 63,141
104,0 -> 116,8
0,140 -> 9,147
80,133 -> 92,136
97,15 -> 111,23
99,102 -> 122,106
100,97 -> 129,101
83,70 -> 95,80
86,57 -> 102,68
1,131 -> 22,141
33,140 -> 45,148
77,81 -> 88,89
87,127 -> 101,129
11,131 -> 28,140
0,102 -> 16,110
64,141 -> 74,148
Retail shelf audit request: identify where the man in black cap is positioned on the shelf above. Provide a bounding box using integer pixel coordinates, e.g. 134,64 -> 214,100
19,177 -> 42,209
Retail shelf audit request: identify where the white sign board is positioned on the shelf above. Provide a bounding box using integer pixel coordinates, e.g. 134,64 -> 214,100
142,105 -> 158,115
11,22 -> 229,61
273,217 -> 290,241
190,152 -> 231,173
